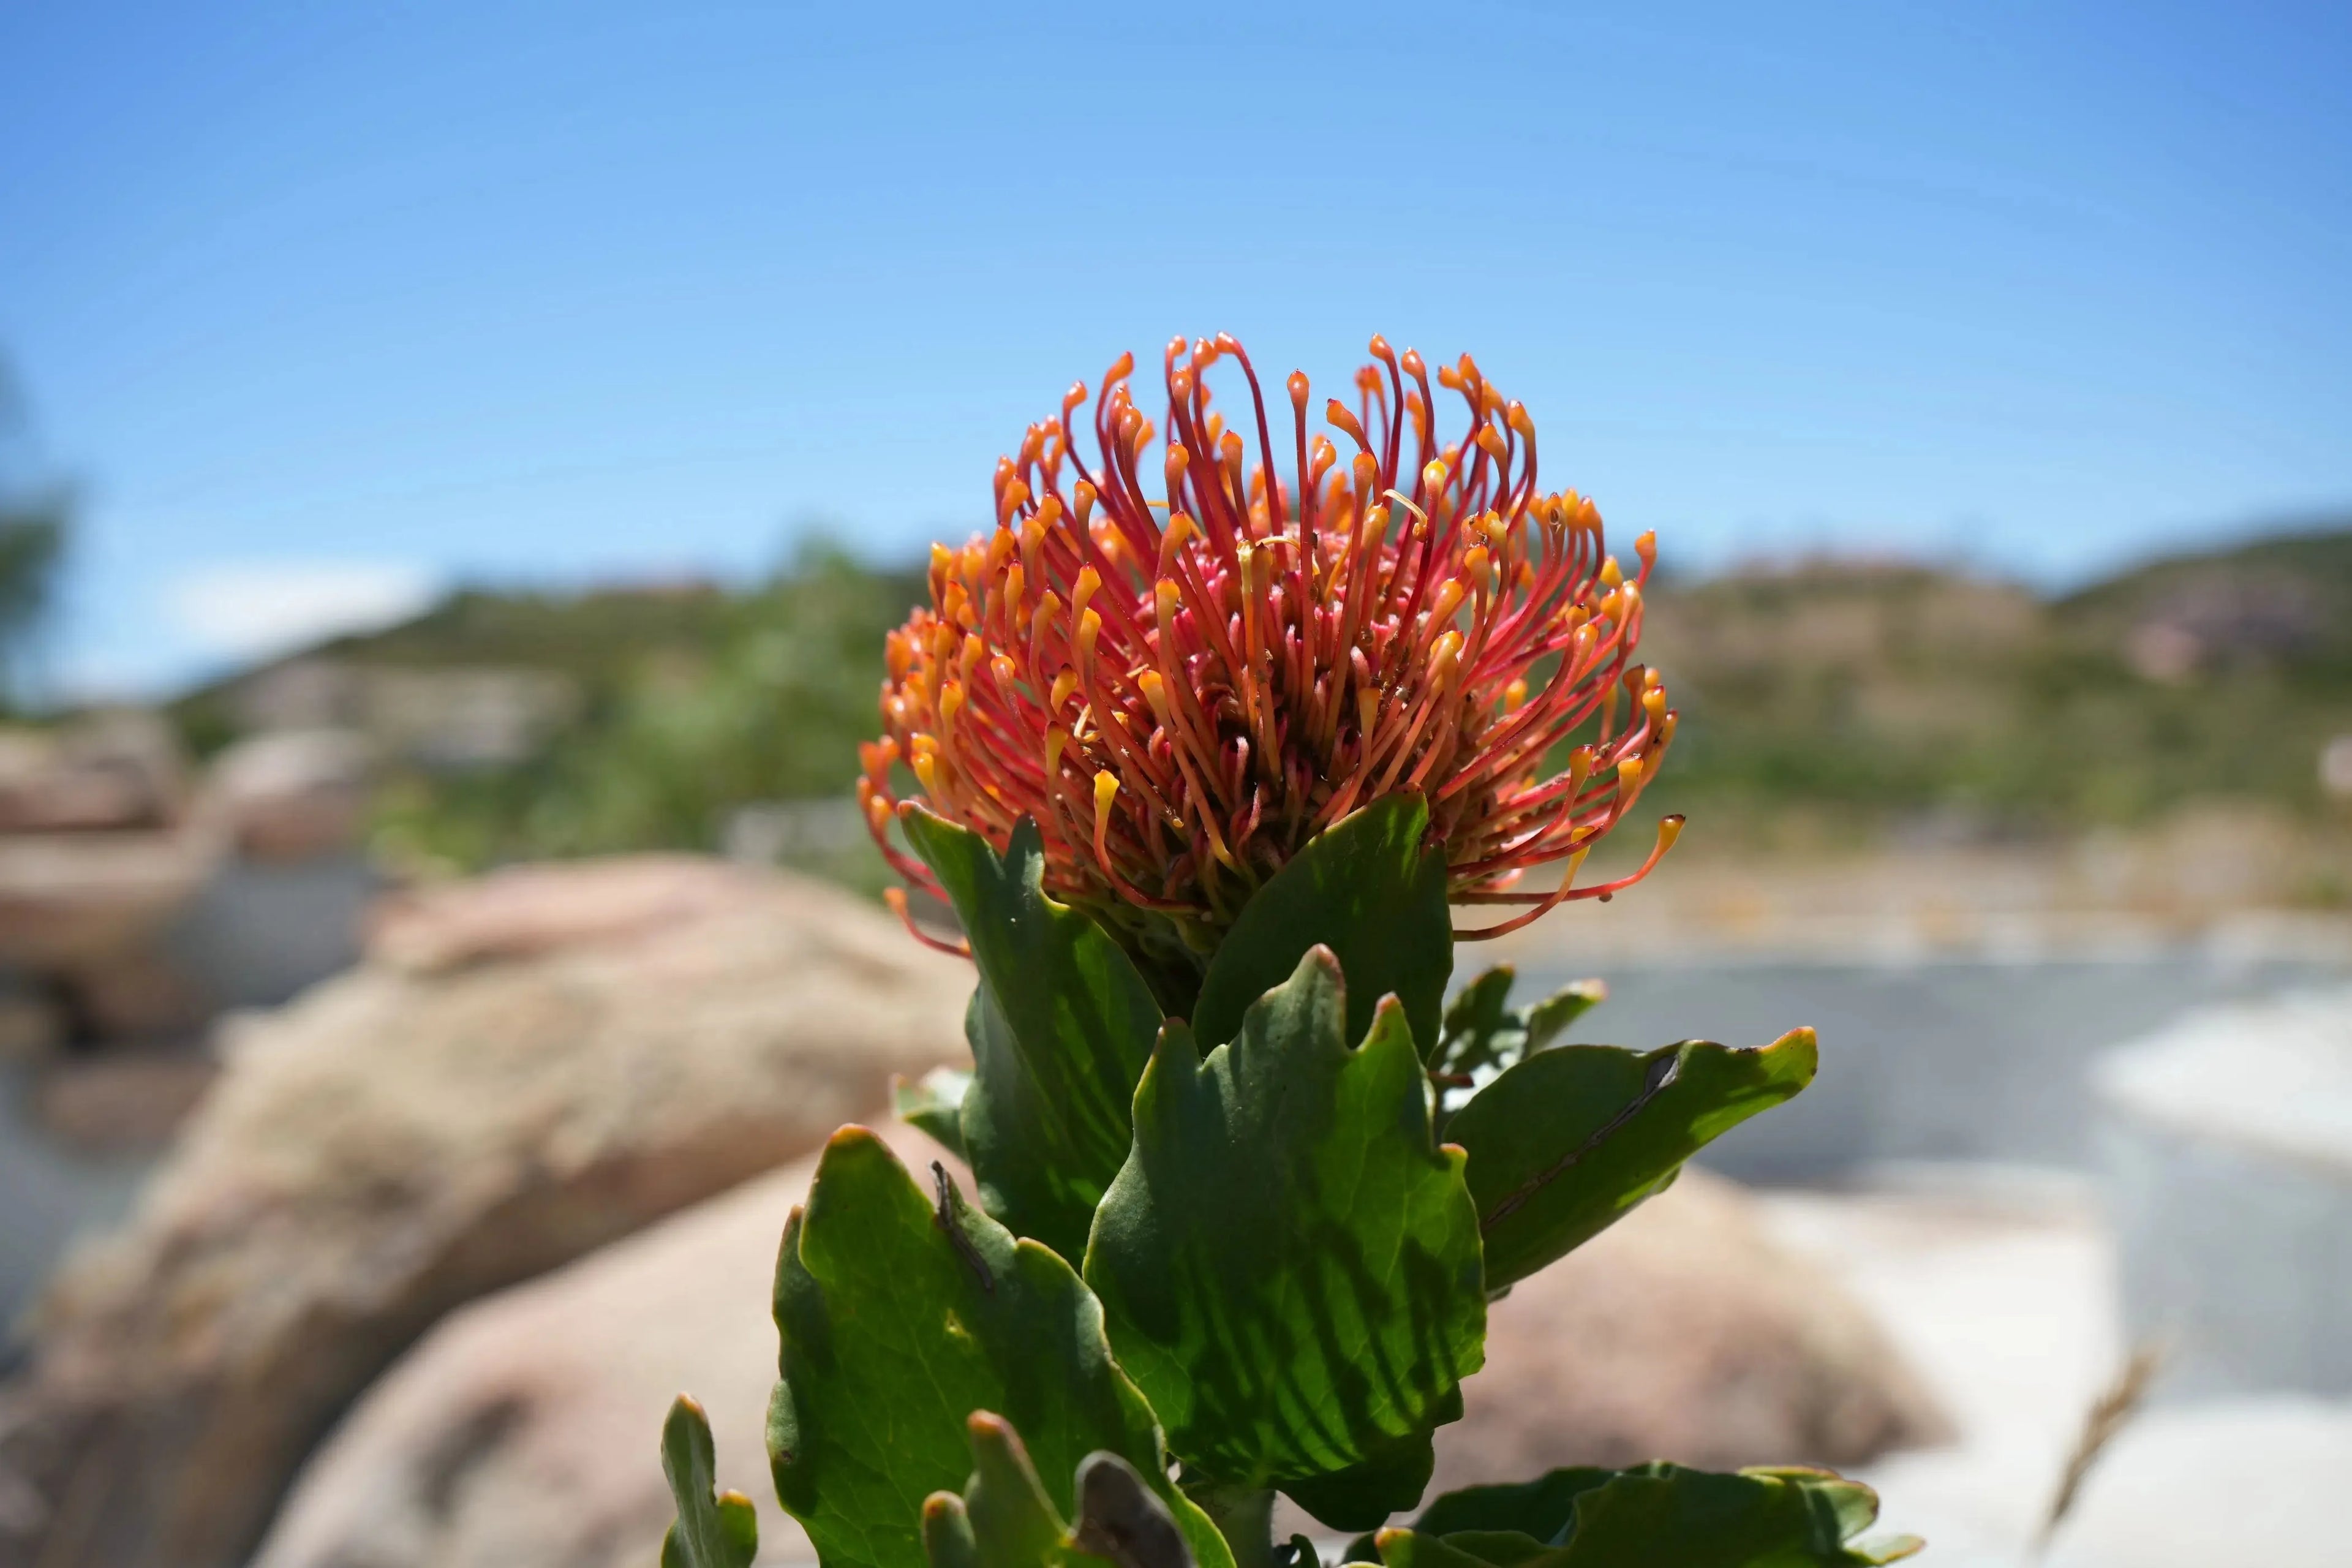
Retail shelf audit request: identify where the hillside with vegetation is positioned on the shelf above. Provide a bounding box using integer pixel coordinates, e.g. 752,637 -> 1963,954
172,524 -> 2352,897
1636,522 -> 2352,847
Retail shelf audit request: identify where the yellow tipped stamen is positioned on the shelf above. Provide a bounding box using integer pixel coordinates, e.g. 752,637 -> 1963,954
1425,579 -> 1465,626
1158,513 -> 1194,571
1430,629 -> 1465,687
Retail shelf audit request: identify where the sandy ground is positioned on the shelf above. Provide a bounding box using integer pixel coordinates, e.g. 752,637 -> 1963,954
1762,1174 -> 2120,1562
1760,1172 -> 2352,1567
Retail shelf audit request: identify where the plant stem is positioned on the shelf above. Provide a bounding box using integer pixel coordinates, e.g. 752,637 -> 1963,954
1186,1482 -> 1278,1568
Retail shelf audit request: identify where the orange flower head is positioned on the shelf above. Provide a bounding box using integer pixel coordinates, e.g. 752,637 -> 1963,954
861,334 -> 1679,967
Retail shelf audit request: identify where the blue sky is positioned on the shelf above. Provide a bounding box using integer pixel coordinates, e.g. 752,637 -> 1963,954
2,1 -> 2347,695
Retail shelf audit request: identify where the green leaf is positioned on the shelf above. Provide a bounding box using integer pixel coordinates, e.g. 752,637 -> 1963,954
1362,1463 -> 1920,1567
1431,969 -> 1606,1084
922,1413 -> 1201,1568
1431,967 -> 1518,1080
1409,1469 -> 1618,1541
767,1126 -> 1232,1568
660,1395 -> 759,1568
1191,793 -> 1451,1056
1518,981 -> 1606,1055
900,809 -> 1164,1263
1083,947 -> 1487,1529
1447,1029 -> 1817,1291
1069,1450 -> 1201,1568
1276,1406 -> 1453,1539
921,1413 -> 1098,1568
896,1066 -> 975,1163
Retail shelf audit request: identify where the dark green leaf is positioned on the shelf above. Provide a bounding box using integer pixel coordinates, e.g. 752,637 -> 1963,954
1276,1400 -> 1452,1537
1518,981 -> 1605,1055
1431,967 -> 1518,1081
767,1126 -> 1231,1568
1410,1469 -> 1618,1542
1430,970 -> 1605,1086
1364,1464 -> 1919,1567
1191,793 -> 1451,1056
900,809 -> 1164,1262
660,1395 -> 759,1568
896,1067 -> 974,1163
1084,948 -> 1487,1529
921,1416 -> 1200,1568
1448,1030 -> 1817,1291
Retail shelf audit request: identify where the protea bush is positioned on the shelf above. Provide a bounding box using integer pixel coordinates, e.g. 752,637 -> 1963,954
658,337 -> 1920,1568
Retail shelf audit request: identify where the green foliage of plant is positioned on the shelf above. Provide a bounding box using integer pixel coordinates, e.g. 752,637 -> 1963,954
895,1067 -> 974,1163
1428,967 -> 1606,1094
901,810 -> 1166,1265
766,1126 -> 1230,1568
1447,1025 -> 1817,1290
663,790 -> 1907,1568
1187,793 -> 1453,1056
658,1396 -> 758,1568
919,1414 -> 1199,1568
1083,950 -> 1485,1529
1350,1463 -> 1920,1567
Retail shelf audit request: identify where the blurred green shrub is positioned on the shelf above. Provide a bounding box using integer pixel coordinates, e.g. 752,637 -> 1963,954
365,544 -> 921,880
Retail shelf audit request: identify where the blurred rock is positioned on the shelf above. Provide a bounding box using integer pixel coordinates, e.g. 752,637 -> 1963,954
0,714 -> 212,1040
252,1121 -> 960,1568
0,858 -> 971,1568
0,713 -> 185,837
0,836 -> 211,978
0,981 -> 63,1065
0,831 -> 216,1039
366,855 -> 761,974
1429,1167 -> 1951,1489
31,1048 -> 219,1152
202,729 -> 373,864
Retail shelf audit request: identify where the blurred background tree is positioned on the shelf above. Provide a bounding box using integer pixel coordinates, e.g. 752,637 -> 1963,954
0,357 -> 72,715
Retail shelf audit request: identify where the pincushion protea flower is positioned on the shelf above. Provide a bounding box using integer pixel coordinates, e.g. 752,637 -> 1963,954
859,333 -> 1681,966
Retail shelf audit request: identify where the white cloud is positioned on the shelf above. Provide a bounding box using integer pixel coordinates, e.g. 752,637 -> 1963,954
168,561 -> 442,665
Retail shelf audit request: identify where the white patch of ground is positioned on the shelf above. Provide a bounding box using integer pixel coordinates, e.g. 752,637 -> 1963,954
1758,1170 -> 2352,1567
